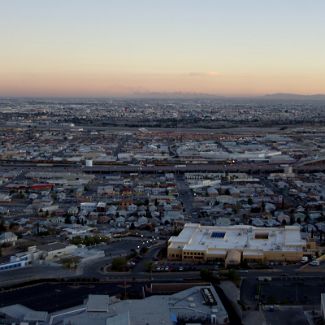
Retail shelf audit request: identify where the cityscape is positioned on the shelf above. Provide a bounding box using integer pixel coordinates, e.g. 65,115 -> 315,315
1,1 -> 325,325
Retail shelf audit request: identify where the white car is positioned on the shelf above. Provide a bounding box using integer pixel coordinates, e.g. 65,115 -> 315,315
300,257 -> 309,263
309,260 -> 320,266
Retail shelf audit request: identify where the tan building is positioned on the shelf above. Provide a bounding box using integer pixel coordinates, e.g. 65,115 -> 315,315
168,223 -> 307,265
37,242 -> 77,260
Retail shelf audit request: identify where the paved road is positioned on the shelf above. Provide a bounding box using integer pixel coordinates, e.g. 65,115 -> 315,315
132,245 -> 163,273
1,245 -> 324,286
0,265 -> 75,287
175,174 -> 193,218
1,259 -> 324,285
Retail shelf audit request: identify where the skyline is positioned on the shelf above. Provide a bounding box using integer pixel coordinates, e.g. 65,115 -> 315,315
1,0 -> 325,97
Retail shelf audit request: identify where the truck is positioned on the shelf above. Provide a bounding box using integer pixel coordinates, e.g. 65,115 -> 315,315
300,256 -> 309,263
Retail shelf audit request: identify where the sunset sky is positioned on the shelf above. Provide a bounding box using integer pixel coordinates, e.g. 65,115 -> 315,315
1,0 -> 325,97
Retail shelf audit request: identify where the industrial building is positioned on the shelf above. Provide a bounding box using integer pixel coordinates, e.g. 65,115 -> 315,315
0,286 -> 229,325
168,223 -> 308,265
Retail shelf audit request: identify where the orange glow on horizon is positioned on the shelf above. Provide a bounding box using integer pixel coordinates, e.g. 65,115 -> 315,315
1,71 -> 324,97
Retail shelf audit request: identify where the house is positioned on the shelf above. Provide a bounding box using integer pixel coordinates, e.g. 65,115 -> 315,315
0,232 -> 18,246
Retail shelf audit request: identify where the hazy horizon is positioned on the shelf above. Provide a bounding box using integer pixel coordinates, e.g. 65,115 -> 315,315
1,0 -> 325,97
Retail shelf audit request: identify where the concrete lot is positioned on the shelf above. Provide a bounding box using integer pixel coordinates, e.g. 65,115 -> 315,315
263,307 -> 309,325
241,277 -> 325,306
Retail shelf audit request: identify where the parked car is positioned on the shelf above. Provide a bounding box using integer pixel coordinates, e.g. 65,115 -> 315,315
300,256 -> 309,263
309,260 -> 320,266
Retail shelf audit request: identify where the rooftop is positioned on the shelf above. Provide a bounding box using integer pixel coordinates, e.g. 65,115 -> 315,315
87,294 -> 109,312
169,223 -> 306,252
14,286 -> 228,325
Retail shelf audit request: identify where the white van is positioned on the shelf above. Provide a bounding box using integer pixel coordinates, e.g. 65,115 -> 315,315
300,256 -> 308,263
309,260 -> 320,266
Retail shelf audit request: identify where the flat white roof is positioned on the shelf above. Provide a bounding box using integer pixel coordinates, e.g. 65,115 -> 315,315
169,223 -> 306,253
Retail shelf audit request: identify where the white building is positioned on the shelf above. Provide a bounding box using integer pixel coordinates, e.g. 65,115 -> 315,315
168,223 -> 307,264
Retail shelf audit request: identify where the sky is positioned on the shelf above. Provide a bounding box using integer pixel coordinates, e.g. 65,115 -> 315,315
0,0 -> 325,97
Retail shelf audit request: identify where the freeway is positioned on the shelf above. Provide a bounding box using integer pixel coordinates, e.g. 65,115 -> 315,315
1,158 -> 324,173
82,163 -> 325,174
0,123 -> 301,135
1,263 -> 325,288
83,163 -> 285,174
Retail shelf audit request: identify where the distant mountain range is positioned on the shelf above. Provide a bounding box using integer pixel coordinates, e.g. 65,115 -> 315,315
131,92 -> 325,100
1,92 -> 325,101
262,93 -> 325,100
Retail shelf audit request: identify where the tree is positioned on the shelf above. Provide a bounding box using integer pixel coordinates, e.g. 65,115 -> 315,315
144,261 -> 153,272
130,222 -> 135,230
65,215 -> 72,224
227,269 -> 240,285
70,236 -> 83,245
140,246 -> 148,255
200,269 -> 213,281
111,257 -> 127,271
0,219 -> 6,232
9,222 -> 19,230
17,191 -> 25,199
51,192 -> 57,201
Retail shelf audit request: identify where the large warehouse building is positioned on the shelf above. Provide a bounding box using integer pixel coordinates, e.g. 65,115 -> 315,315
168,223 -> 308,265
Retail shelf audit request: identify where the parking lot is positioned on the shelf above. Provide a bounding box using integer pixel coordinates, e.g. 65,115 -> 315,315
153,262 -> 197,272
152,261 -> 224,273
0,282 -> 145,312
263,307 -> 309,325
241,276 -> 325,306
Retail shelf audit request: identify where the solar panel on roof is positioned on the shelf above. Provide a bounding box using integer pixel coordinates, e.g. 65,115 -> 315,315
211,232 -> 225,238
